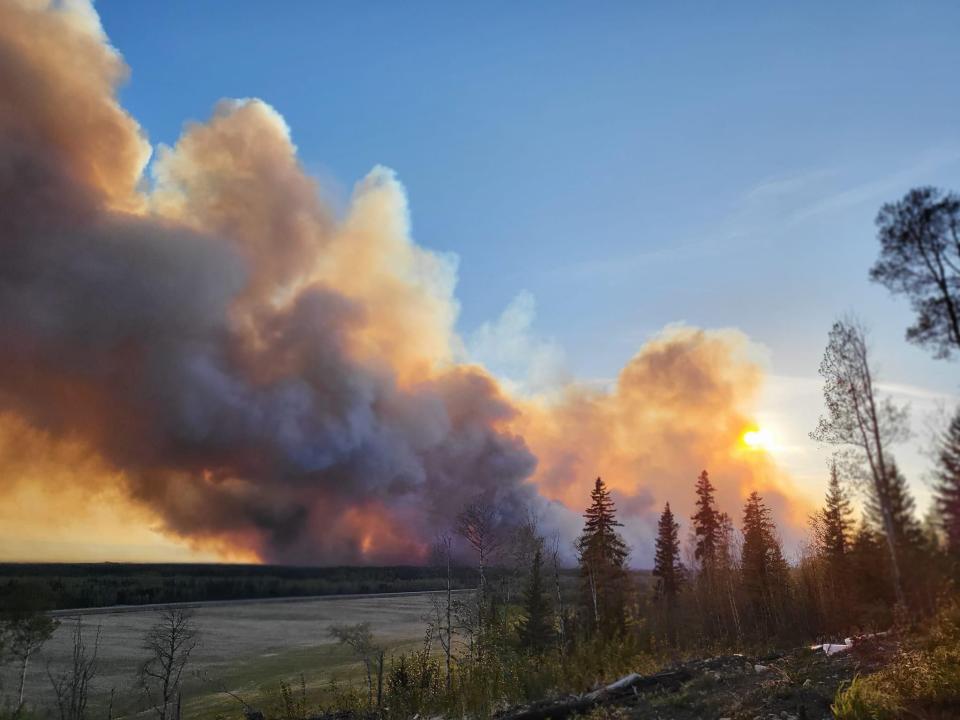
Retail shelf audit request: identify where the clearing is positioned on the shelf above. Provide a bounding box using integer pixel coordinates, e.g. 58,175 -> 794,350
8,592 -> 450,719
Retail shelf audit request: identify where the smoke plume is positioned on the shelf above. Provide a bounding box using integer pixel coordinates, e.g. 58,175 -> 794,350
0,1 -> 807,565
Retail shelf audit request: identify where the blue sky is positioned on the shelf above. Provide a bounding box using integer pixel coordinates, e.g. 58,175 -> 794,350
98,1 -> 960,506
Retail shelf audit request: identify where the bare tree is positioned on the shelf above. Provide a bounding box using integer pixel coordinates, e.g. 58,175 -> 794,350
506,510 -> 543,603
139,608 -> 199,720
48,618 -> 101,720
456,500 -> 501,594
550,535 -> 566,655
429,534 -> 454,689
456,499 -> 502,649
328,623 -> 384,710
811,317 -> 910,606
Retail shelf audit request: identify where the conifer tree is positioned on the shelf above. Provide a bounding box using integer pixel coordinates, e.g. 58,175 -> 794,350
652,502 -> 684,603
740,491 -> 789,633
935,407 -> 960,558
692,470 -> 721,574
577,477 -> 629,635
811,462 -> 854,631
516,547 -> 554,654
868,459 -> 924,556
815,461 -> 853,560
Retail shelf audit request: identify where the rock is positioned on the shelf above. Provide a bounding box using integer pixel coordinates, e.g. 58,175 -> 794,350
754,663 -> 770,672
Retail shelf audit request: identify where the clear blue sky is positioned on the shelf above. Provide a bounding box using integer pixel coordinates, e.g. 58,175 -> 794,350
99,1 -> 960,497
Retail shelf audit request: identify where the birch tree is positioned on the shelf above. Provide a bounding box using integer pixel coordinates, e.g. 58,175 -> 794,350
139,608 -> 199,720
811,317 -> 910,606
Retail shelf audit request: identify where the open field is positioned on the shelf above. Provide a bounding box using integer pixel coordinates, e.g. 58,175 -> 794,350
4,592 -> 457,719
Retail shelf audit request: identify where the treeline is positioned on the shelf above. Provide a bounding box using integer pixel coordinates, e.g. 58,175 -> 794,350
308,184 -> 960,718
0,564 -> 479,610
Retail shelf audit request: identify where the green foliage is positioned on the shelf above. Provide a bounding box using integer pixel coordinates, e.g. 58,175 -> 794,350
271,675 -> 309,720
832,675 -> 902,720
652,502 -> 684,603
833,602 -> 960,719
935,406 -> 960,559
871,186 -> 960,359
382,649 -> 442,719
516,548 -> 554,654
815,461 -> 853,559
0,564 -> 476,610
577,477 -> 629,636
691,470 -> 721,571
740,491 -> 789,635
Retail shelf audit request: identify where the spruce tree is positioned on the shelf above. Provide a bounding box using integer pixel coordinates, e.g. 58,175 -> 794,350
692,470 -> 721,573
652,502 -> 684,603
516,547 -> 554,653
868,459 -> 924,556
935,407 -> 960,558
577,477 -> 629,635
740,491 -> 789,632
811,462 -> 854,631
816,461 -> 853,560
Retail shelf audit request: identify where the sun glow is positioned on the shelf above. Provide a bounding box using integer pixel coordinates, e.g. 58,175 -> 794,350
742,427 -> 773,451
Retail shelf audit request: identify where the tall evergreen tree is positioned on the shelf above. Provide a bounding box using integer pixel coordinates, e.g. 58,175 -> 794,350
811,462 -> 855,631
740,491 -> 789,631
935,407 -> 960,558
868,459 -> 924,556
516,547 -> 553,654
815,461 -> 853,560
652,503 -> 684,603
692,470 -> 721,573
577,477 -> 629,635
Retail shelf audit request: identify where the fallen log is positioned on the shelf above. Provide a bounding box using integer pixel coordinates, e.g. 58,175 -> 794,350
496,667 -> 692,720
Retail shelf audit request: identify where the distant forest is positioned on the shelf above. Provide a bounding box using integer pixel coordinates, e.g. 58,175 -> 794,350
0,563 -> 490,610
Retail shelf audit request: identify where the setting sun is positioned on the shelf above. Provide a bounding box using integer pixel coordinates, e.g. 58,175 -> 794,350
742,427 -> 773,451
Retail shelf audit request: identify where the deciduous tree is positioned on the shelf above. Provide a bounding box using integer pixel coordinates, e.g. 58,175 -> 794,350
811,317 -> 910,606
139,608 -> 199,720
329,622 -> 384,710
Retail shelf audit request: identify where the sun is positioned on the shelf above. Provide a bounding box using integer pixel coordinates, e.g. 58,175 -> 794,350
742,427 -> 773,451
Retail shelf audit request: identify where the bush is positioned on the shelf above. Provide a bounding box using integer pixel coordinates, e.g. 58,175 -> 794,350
833,601 -> 960,719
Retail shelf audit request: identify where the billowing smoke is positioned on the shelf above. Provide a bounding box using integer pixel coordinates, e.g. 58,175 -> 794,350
516,326 -> 808,561
0,1 -> 807,566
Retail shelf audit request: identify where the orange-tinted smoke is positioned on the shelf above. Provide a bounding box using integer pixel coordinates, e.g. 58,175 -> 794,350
0,0 -> 533,564
0,1 -> 809,566
515,326 -> 810,560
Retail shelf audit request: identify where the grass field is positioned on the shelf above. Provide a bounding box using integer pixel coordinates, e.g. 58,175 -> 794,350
5,592 -> 451,719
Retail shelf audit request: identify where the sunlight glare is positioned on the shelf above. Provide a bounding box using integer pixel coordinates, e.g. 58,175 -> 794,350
742,427 -> 773,451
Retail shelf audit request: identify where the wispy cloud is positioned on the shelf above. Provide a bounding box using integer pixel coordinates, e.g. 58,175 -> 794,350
742,167 -> 840,203
543,145 -> 960,283
789,145 -> 960,224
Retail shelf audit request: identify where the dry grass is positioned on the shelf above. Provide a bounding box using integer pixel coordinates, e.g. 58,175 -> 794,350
4,593 -> 445,719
